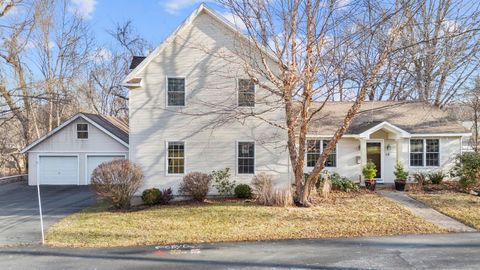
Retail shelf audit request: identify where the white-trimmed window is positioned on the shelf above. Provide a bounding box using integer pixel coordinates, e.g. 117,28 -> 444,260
410,139 -> 440,167
167,77 -> 185,106
76,123 -> 88,139
306,139 -> 337,167
237,141 -> 255,174
238,79 -> 255,107
167,141 -> 185,174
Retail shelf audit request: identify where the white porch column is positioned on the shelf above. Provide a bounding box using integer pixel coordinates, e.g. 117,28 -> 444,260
395,139 -> 402,163
359,138 -> 367,182
359,138 -> 367,166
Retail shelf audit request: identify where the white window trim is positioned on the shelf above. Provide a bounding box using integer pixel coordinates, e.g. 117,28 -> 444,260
165,76 -> 187,108
236,140 -> 256,175
236,78 -> 256,108
76,123 -> 89,140
409,138 -> 441,168
165,140 -> 186,176
306,139 -> 337,168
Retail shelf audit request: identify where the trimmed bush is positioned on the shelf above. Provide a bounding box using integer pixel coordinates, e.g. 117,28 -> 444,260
315,172 -> 358,192
179,172 -> 211,202
142,188 -> 174,205
142,188 -> 161,205
211,168 -> 235,196
234,184 -> 253,199
451,152 -> 480,188
160,188 -> 174,204
90,159 -> 144,209
428,171 -> 445,185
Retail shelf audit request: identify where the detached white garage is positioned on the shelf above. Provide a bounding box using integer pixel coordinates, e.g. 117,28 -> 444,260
21,113 -> 129,185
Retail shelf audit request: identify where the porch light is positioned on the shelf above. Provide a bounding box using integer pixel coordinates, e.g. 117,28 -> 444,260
386,144 -> 391,151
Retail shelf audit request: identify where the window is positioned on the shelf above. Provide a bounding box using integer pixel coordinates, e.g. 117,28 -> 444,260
167,77 -> 185,106
77,123 -> 88,139
426,139 -> 440,166
167,141 -> 185,174
410,139 -> 440,167
306,139 -> 336,167
238,79 -> 255,107
237,142 -> 255,174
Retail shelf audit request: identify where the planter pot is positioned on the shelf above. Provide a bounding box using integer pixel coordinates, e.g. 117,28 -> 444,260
394,180 -> 406,191
365,180 -> 376,191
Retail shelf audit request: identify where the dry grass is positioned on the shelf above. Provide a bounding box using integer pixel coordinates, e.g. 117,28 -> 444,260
46,192 -> 445,248
411,192 -> 480,230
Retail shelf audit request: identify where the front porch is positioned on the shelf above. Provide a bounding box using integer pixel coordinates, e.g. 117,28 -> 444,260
356,121 -> 411,183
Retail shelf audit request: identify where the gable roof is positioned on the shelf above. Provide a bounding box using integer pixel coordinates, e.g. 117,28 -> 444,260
21,113 -> 129,153
307,101 -> 470,136
122,3 -> 278,86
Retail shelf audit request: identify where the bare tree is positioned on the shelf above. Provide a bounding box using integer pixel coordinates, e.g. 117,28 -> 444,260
219,0 -> 418,206
378,0 -> 480,107
464,77 -> 480,152
86,21 -> 150,116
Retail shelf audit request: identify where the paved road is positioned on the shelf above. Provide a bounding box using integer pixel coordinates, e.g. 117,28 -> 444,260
1,233 -> 479,269
0,181 -> 95,246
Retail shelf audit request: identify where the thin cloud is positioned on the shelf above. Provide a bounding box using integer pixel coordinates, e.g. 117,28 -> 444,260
163,0 -> 213,14
69,0 -> 97,19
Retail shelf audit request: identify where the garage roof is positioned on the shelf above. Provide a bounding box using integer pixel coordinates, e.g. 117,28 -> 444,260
21,113 -> 129,153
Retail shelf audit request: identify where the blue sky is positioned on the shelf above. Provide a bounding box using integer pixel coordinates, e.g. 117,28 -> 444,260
82,0 -> 226,47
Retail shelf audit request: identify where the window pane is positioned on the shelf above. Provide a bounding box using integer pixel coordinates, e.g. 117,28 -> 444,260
410,139 -> 423,153
77,131 -> 88,139
323,140 -> 336,167
306,140 -> 321,167
167,78 -> 185,106
307,153 -> 320,167
77,124 -> 88,131
238,142 -> 254,174
410,153 -> 423,167
426,153 -> 439,166
426,139 -> 439,153
167,141 -> 185,174
238,142 -> 254,158
238,79 -> 255,107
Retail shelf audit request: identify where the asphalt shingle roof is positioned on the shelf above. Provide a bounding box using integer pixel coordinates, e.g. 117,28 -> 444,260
307,101 -> 469,135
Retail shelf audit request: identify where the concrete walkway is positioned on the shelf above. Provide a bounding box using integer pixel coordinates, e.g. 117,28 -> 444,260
380,191 -> 476,232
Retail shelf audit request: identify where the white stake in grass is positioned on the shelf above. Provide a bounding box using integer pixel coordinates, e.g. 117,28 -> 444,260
36,182 -> 45,244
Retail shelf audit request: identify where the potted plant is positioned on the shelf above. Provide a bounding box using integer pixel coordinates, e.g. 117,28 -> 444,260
393,161 -> 408,191
362,160 -> 377,191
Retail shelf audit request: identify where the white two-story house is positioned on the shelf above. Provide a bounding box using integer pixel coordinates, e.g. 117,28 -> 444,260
120,4 -> 471,193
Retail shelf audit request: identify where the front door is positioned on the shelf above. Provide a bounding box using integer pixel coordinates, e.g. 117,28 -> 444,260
366,142 -> 382,179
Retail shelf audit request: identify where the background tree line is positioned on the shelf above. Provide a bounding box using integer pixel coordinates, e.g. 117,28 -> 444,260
0,0 -> 150,175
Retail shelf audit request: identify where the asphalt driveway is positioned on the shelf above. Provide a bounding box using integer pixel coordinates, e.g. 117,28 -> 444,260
0,181 -> 95,246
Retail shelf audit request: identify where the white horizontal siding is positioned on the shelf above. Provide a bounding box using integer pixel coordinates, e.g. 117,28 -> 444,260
130,11 -> 289,194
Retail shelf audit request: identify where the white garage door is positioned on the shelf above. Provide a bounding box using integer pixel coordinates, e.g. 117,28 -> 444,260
39,156 -> 78,185
86,155 -> 125,184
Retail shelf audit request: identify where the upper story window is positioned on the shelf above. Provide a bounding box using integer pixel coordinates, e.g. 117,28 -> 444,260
410,139 -> 440,167
76,123 -> 88,139
238,79 -> 255,107
237,141 -> 255,174
167,77 -> 185,106
306,139 -> 337,167
167,141 -> 185,174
